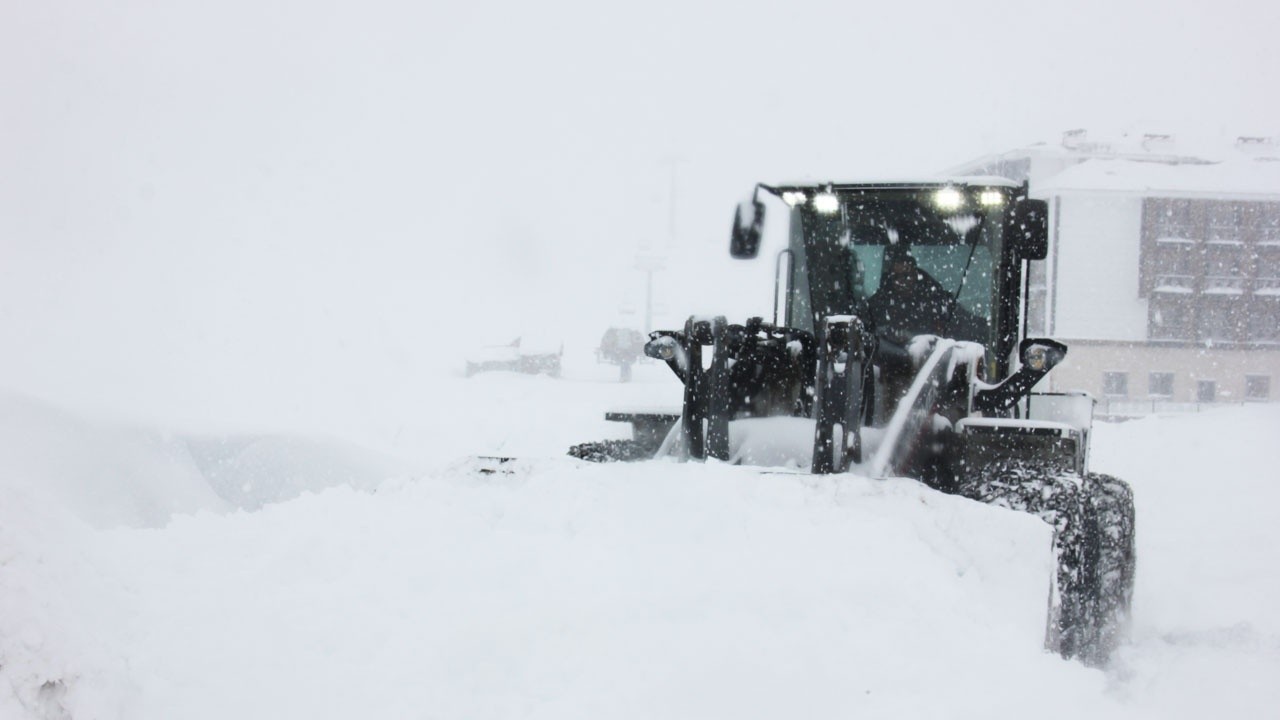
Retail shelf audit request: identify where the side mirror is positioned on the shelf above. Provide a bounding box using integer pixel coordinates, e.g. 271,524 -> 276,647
730,196 -> 765,259
1007,199 -> 1049,260
1020,337 -> 1067,373
973,338 -> 1068,413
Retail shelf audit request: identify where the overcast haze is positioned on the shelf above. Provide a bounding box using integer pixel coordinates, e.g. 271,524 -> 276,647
2,0 -> 1277,433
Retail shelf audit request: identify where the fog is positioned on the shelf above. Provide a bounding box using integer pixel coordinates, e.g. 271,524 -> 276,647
2,0 -> 1276,434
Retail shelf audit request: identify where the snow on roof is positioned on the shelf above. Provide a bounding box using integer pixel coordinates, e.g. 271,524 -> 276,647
954,129 -> 1280,199
768,176 -> 1021,191
1035,157 -> 1280,199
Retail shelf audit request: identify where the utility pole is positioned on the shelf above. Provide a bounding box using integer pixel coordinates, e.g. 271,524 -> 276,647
666,156 -> 685,250
634,254 -> 665,335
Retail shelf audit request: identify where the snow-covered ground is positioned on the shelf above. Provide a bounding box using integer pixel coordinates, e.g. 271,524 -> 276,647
1,365 -> 1277,719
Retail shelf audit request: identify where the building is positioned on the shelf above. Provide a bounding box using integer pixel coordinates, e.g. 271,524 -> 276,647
953,130 -> 1280,415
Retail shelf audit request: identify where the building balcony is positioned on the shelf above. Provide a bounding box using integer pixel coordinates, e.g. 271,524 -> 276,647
1204,276 -> 1246,294
1207,224 -> 1245,244
1153,275 -> 1195,293
1153,225 -> 1197,243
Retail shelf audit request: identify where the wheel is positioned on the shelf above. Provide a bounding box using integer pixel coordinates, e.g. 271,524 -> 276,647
959,463 -> 1135,666
958,462 -> 1089,659
1078,473 -> 1137,666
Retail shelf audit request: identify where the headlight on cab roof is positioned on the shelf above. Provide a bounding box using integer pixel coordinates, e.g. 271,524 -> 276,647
979,189 -> 1005,206
933,187 -> 964,211
812,192 -> 839,214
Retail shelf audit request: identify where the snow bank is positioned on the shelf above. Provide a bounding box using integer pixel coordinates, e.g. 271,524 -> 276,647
3,382 -> 1278,718
0,391 -> 227,529
185,434 -> 407,511
1088,404 -> 1280,717
0,392 -> 408,525
3,456 -> 1094,720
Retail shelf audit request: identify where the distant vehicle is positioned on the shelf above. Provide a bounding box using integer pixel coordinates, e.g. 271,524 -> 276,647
465,337 -> 562,378
596,326 -> 646,382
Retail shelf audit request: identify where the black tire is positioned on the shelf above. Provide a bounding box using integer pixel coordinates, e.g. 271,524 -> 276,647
958,462 -> 1089,660
1077,473 -> 1137,666
959,464 -> 1135,666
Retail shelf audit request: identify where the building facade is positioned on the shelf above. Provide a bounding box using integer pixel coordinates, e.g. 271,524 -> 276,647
953,131 -> 1280,415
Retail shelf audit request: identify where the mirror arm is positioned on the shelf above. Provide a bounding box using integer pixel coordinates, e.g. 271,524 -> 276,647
974,368 -> 1048,413
974,338 -> 1067,413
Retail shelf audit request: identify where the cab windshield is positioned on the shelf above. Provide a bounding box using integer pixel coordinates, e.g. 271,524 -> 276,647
785,187 -> 1010,354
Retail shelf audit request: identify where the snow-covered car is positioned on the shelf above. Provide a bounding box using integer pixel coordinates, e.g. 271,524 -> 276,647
465,337 -> 563,378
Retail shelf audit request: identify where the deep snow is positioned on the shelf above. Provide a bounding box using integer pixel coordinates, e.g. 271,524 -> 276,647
1,368 -> 1278,719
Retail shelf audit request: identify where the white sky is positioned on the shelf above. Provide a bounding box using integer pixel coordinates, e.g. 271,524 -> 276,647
2,0 -> 1277,429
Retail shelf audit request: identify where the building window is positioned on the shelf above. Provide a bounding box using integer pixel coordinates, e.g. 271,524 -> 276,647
1207,202 -> 1245,243
1141,200 -> 1280,345
1204,243 -> 1247,293
1197,380 -> 1217,404
1246,375 -> 1271,401
1198,298 -> 1244,343
1148,198 -> 1199,240
1247,299 -> 1280,343
1103,372 -> 1129,398
1142,198 -> 1201,298
1149,372 -> 1174,398
1151,241 -> 1198,293
1150,298 -> 1194,341
1259,205 -> 1280,245
1257,245 -> 1280,290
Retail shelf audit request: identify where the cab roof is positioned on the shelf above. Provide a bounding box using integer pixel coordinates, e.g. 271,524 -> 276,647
762,176 -> 1023,194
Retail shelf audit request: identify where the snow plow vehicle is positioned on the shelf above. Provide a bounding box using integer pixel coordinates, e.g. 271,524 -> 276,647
571,179 -> 1136,666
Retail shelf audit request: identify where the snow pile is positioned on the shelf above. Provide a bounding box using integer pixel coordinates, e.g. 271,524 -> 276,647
2,383 -> 1279,718
2,454 -> 1099,719
1090,404 -> 1280,717
0,391 -> 408,524
0,391 -> 227,529
0,488 -> 127,719
185,434 -> 406,512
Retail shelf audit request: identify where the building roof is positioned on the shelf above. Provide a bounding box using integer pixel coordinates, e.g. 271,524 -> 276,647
1037,156 -> 1280,199
952,130 -> 1280,200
